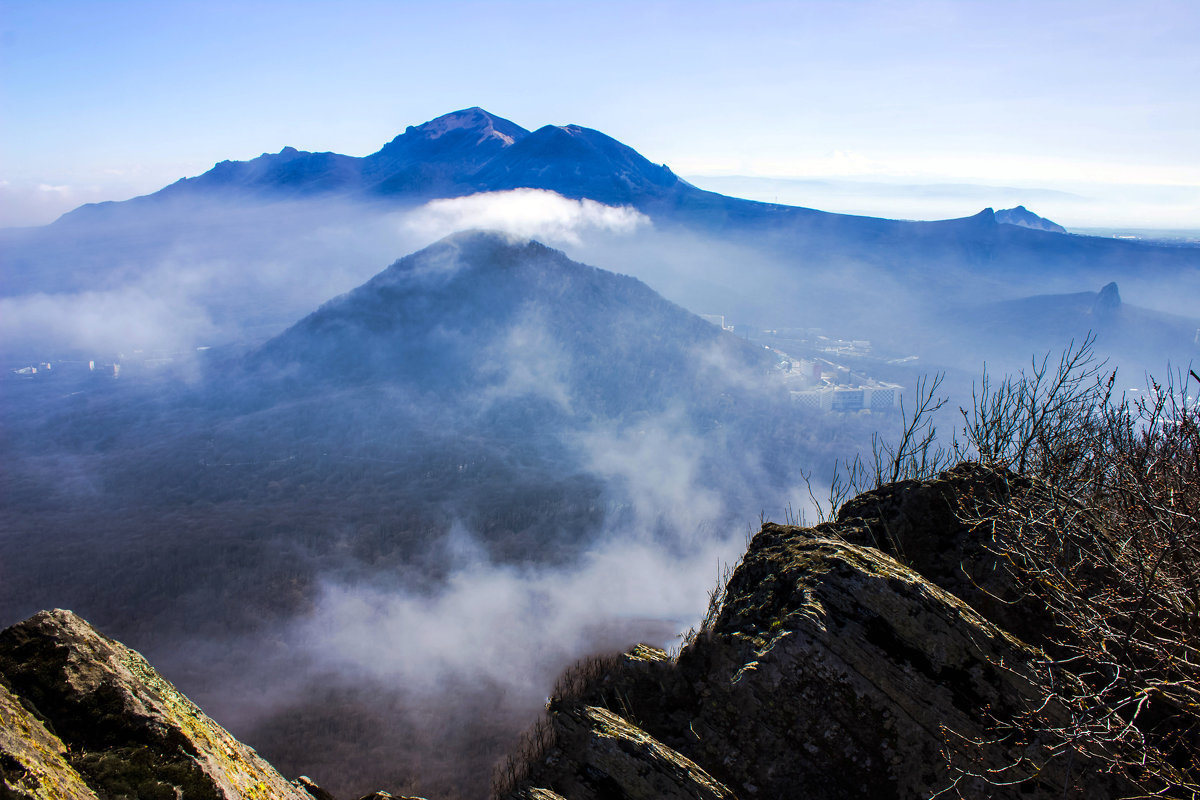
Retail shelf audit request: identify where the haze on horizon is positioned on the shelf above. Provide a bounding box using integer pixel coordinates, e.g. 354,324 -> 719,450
1,0 -> 1197,229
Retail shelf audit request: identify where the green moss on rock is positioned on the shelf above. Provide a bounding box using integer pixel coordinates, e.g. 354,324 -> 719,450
0,610 -> 310,800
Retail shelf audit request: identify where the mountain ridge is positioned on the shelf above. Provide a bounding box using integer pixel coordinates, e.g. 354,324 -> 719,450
43,108 -> 1068,232
5,106 -> 1197,375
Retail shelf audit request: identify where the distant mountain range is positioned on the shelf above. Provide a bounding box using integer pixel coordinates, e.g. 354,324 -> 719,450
2,107 -> 1197,370
55,107 -> 681,214
24,107 -> 1200,282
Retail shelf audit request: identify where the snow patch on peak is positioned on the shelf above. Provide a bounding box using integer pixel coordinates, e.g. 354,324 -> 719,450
422,108 -> 488,137
418,107 -> 514,146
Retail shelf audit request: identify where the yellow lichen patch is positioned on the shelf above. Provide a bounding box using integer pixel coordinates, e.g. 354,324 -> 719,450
106,643 -> 298,796
522,789 -> 569,800
0,683 -> 99,800
578,706 -> 735,799
10,610 -> 309,800
626,643 -> 669,663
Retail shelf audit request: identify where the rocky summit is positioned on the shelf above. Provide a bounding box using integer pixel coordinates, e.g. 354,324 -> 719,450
495,463 -> 1158,800
2,463 -> 1194,799
0,609 -> 350,800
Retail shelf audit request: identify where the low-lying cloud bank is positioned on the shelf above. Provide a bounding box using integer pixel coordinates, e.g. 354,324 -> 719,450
0,285 -> 217,359
292,529 -> 740,696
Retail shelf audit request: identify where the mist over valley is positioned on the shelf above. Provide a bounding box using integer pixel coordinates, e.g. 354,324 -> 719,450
2,107 -> 1198,799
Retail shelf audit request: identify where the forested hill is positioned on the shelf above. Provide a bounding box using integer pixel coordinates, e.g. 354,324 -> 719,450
247,230 -> 775,415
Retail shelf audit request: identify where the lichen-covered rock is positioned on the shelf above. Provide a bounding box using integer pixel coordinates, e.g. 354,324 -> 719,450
512,789 -> 568,800
833,462 -> 1053,637
518,703 -> 735,800
0,609 -> 311,800
294,774 -> 338,800
671,527 -> 1082,799
501,464 -> 1141,800
833,462 -> 1127,661
0,679 -> 99,799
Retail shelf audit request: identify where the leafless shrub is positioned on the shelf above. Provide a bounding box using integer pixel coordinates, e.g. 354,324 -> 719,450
802,455 -> 863,524
676,557 -> 742,654
490,712 -> 556,799
490,651 -> 636,798
803,370 -> 953,521
957,334 -> 1112,486
873,371 -> 953,486
548,652 -> 624,710
933,346 -> 1200,797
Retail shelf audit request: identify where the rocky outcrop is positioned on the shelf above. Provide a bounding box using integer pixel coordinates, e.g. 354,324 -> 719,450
540,704 -> 733,800
1092,280 -> 1122,316
0,678 -> 99,799
832,462 -> 1058,641
493,645 -> 733,800
502,463 -> 1139,800
0,609 -> 317,800
664,529 -> 1101,799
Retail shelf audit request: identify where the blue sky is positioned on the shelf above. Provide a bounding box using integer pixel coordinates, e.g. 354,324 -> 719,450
2,0 -> 1197,227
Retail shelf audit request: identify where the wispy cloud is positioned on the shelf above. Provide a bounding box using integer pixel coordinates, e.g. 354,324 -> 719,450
290,527 -> 741,696
0,286 -> 217,357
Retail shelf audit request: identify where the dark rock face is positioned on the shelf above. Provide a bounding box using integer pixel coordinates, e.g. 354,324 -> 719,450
0,609 -> 313,800
1093,280 -> 1122,315
295,774 -> 338,800
504,464 -> 1139,800
678,533 -> 1027,797
538,704 -> 733,800
832,462 -> 1052,638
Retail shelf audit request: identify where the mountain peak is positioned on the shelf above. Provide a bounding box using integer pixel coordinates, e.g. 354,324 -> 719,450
405,107 -> 528,147
1093,280 -> 1121,315
995,205 -> 1067,234
364,109 -> 531,192
250,230 -> 769,408
471,122 -> 682,205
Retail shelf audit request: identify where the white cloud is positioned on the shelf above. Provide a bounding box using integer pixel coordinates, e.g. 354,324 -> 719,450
572,413 -> 726,541
402,188 -> 649,245
477,312 -> 575,413
290,528 -> 742,698
0,286 -> 216,357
